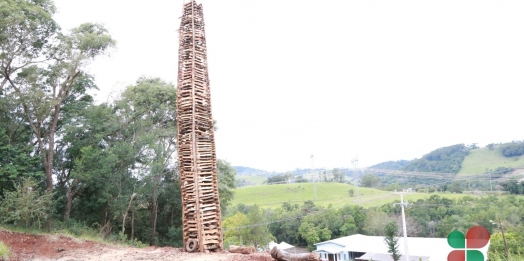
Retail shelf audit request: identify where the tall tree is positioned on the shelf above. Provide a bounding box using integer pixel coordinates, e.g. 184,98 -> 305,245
0,0 -> 57,197
15,24 -> 114,193
1,2 -> 116,193
0,0 -> 58,93
384,221 -> 401,261
116,78 -> 178,245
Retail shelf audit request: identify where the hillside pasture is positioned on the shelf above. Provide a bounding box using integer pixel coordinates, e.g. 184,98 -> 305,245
231,182 -> 495,209
231,182 -> 385,208
458,147 -> 524,176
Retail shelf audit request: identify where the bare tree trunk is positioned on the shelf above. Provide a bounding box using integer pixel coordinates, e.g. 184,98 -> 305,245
46,103 -> 61,192
121,192 -> 135,234
151,176 -> 159,245
131,209 -> 135,240
65,187 -> 73,221
270,247 -> 320,261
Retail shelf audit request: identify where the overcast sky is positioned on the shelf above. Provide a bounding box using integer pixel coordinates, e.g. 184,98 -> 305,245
53,0 -> 524,172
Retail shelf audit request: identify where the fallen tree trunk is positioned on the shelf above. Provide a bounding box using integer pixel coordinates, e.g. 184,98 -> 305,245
270,246 -> 320,261
228,245 -> 256,254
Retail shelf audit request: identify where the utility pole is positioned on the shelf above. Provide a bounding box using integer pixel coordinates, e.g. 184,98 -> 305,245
311,155 -> 317,201
499,218 -> 510,259
394,193 -> 410,261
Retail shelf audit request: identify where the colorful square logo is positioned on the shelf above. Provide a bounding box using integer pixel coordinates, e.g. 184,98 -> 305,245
447,226 -> 490,261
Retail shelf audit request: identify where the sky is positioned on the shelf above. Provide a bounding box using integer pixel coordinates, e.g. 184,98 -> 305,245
52,0 -> 524,172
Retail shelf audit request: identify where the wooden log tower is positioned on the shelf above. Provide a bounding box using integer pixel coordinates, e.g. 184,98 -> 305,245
176,0 -> 223,253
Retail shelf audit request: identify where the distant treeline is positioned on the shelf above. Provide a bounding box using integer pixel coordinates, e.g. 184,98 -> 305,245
499,141 -> 524,157
223,195 -> 524,259
501,180 -> 524,194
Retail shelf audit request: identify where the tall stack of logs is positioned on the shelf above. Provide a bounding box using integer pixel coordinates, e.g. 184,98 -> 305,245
176,0 -> 223,253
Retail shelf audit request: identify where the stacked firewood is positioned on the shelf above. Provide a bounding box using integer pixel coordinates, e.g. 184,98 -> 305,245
176,0 -> 223,253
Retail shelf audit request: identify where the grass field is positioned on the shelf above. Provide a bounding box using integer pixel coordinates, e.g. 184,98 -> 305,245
458,147 -> 524,176
230,182 -> 476,209
236,175 -> 267,186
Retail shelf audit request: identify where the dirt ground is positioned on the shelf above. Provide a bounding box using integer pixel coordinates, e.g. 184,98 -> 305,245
0,229 -> 273,261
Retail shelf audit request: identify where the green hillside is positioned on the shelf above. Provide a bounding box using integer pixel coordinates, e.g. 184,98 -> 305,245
231,182 -> 480,209
231,182 -> 385,208
458,146 -> 524,176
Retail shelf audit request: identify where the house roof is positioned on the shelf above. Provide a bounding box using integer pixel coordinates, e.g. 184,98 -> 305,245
313,245 -> 344,254
357,252 -> 429,261
315,234 -> 490,261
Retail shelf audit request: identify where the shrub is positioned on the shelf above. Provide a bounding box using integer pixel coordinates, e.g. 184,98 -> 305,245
0,241 -> 11,261
0,178 -> 53,228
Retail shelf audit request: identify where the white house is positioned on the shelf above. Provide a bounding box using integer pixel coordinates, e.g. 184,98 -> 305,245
314,234 -> 490,261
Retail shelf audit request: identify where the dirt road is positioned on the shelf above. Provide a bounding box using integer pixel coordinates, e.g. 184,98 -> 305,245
0,229 -> 273,261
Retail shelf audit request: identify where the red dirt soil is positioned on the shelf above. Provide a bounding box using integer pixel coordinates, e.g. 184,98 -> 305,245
0,228 -> 273,261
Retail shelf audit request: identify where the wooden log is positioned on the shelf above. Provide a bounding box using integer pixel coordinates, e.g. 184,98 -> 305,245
270,246 -> 320,261
228,245 -> 256,254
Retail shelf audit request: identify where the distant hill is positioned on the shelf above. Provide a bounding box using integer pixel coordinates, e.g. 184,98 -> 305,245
402,144 -> 471,173
233,166 -> 272,176
233,166 -> 275,187
369,142 -> 524,177
369,160 -> 411,170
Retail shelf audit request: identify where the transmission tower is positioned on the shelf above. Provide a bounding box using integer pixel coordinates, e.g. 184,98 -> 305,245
176,0 -> 223,252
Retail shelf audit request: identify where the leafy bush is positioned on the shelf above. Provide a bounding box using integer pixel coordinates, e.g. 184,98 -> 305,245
0,241 -> 10,261
0,178 -> 53,228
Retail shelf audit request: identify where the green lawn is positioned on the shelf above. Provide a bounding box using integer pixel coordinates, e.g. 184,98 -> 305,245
458,147 -> 524,176
230,182 -> 477,209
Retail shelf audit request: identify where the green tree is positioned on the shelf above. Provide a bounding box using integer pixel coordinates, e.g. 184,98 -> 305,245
364,210 -> 394,236
0,0 -> 58,93
244,205 -> 275,249
268,204 -> 302,246
384,221 -> 401,261
332,168 -> 345,183
0,0 -> 58,208
488,232 -> 524,260
222,212 -> 249,247
361,174 -> 382,188
2,12 -> 115,194
298,222 -> 318,249
217,159 -> 237,213
117,77 -> 178,245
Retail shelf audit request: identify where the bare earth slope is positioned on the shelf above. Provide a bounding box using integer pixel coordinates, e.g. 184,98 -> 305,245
0,229 -> 272,261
